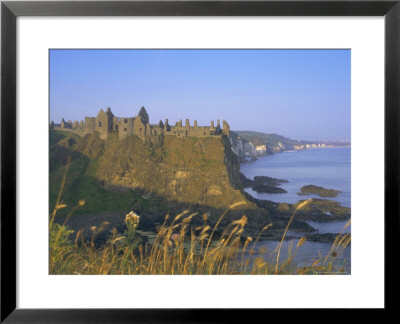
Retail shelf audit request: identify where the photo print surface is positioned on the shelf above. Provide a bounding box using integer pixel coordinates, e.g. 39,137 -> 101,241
49,49 -> 351,275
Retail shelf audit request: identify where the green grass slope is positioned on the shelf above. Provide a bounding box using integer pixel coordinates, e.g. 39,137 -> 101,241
49,130 -> 149,220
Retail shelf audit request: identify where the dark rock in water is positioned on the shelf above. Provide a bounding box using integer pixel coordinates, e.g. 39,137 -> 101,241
251,184 -> 287,193
254,175 -> 288,186
298,185 -> 341,198
305,233 -> 351,243
240,172 -> 288,193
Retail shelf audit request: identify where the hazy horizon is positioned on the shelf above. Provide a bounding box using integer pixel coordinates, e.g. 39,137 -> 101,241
50,49 -> 350,142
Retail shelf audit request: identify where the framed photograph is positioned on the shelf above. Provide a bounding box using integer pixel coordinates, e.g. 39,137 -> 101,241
1,0 -> 399,321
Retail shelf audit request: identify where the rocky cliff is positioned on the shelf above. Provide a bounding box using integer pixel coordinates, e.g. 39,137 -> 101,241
95,133 -> 251,210
230,133 -> 271,161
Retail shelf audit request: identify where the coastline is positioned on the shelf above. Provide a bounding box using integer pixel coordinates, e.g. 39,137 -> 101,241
239,146 -> 351,243
239,144 -> 351,164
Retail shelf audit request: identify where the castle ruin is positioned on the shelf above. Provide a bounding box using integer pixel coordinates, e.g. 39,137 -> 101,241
53,107 -> 230,141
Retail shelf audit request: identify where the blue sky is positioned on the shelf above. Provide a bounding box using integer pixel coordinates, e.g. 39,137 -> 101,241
50,49 -> 350,141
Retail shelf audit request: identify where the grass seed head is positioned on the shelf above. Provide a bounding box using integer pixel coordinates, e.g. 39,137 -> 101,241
296,237 -> 307,249
229,201 -> 247,209
56,203 -> 67,210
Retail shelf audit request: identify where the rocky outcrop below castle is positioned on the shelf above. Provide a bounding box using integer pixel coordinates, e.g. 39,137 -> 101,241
96,134 -> 245,209
230,130 -> 350,162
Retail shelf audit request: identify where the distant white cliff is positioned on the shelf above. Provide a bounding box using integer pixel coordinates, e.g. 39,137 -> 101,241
230,131 -> 350,162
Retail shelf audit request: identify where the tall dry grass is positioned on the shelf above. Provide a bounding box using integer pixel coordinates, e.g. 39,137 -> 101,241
50,200 -> 350,275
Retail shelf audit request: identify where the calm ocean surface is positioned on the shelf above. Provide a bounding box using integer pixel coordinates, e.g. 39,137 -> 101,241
251,239 -> 351,274
241,147 -> 351,273
241,147 -> 351,208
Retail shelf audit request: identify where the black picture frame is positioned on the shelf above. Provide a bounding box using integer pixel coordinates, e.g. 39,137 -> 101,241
1,0 -> 399,322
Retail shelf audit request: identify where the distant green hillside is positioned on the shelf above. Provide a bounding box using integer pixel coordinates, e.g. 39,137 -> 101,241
232,130 -> 307,147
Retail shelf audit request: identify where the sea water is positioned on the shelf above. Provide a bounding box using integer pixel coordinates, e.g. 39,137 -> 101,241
241,147 -> 351,207
240,147 -> 351,273
252,239 -> 351,274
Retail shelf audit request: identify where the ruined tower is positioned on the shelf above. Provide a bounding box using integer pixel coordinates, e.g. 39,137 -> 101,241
222,120 -> 230,137
95,107 -> 115,139
138,106 -> 149,125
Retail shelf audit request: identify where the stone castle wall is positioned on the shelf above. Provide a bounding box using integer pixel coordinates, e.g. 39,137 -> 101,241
55,107 -> 230,141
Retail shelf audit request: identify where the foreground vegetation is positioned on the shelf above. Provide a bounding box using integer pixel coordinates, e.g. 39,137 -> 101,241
50,195 -> 350,275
